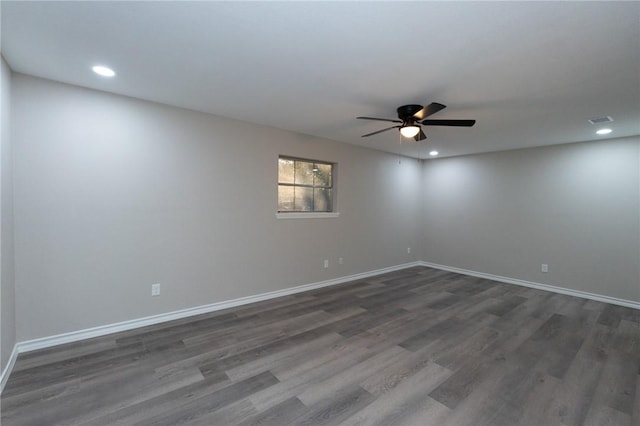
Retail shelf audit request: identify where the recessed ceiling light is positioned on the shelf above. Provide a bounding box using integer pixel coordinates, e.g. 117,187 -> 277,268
596,128 -> 612,135
92,65 -> 115,77
429,150 -> 439,156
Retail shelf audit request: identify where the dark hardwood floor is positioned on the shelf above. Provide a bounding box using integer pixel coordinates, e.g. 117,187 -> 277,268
2,266 -> 639,425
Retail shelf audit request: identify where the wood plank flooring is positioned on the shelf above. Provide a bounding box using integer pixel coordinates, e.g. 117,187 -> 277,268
2,266 -> 639,425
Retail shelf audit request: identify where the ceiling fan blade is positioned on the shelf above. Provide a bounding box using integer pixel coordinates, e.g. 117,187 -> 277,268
357,116 -> 402,123
361,125 -> 401,137
413,128 -> 427,141
412,102 -> 446,120
421,119 -> 476,127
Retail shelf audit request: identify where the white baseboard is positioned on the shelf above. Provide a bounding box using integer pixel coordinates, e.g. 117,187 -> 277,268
0,344 -> 19,393
14,261 -> 423,356
419,261 -> 640,310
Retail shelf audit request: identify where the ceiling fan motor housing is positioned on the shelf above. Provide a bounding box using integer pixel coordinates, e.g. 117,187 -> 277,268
397,104 -> 424,120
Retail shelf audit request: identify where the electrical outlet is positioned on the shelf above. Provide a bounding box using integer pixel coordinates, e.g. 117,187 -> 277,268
407,247 -> 411,254
151,283 -> 161,296
324,259 -> 329,268
541,264 -> 548,273
338,257 -> 344,265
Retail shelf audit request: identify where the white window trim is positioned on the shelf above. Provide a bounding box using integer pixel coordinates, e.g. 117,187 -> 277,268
276,212 -> 340,219
278,155 -> 336,215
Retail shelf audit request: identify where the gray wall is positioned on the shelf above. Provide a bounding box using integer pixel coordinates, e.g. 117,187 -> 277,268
421,137 -> 640,302
12,74 -> 421,341
8,72 -> 640,345
1,56 -> 16,371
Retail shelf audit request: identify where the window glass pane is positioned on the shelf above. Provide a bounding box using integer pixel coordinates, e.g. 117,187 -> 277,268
278,156 -> 334,213
278,158 -> 295,184
294,186 -> 314,211
314,188 -> 332,212
314,163 -> 332,188
295,160 -> 314,186
278,186 -> 294,211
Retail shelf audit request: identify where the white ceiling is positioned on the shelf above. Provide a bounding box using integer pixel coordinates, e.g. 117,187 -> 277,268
2,1 -> 639,159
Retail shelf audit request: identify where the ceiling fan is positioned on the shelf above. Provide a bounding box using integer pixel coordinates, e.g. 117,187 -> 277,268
357,102 -> 475,141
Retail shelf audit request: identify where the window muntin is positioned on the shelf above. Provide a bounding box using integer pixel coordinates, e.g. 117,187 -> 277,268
278,157 -> 334,212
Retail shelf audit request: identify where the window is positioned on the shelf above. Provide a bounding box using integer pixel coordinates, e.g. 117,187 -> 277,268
278,156 -> 334,213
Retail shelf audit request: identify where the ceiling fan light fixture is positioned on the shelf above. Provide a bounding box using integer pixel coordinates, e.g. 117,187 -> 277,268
400,125 -> 420,138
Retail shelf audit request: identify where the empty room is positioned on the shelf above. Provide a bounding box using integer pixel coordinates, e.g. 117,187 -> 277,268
0,1 -> 639,425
